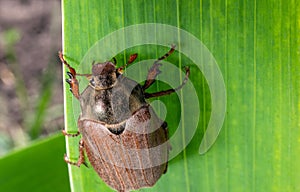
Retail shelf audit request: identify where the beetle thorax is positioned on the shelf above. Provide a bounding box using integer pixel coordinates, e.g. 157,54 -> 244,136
89,62 -> 117,90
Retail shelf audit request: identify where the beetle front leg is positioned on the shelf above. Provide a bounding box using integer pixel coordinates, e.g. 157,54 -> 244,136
117,53 -> 138,74
142,62 -> 162,90
142,45 -> 176,90
144,66 -> 190,99
64,139 -> 88,167
59,51 -> 80,99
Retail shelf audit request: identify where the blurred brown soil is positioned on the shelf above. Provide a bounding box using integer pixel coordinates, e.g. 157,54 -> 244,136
0,0 -> 63,154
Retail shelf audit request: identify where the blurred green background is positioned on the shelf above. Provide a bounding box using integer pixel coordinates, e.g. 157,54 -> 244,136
0,1 -> 69,191
1,0 -> 300,192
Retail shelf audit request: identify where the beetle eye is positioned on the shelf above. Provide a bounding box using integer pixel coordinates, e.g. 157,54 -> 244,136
90,78 -> 95,86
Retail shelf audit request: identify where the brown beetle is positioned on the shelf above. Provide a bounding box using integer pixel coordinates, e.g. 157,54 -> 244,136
59,45 -> 190,192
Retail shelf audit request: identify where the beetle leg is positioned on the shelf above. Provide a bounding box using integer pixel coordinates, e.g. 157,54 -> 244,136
127,53 -> 138,64
64,139 -> 88,167
156,44 -> 176,61
58,51 -> 80,99
142,45 -> 176,90
77,73 -> 92,78
144,66 -> 190,99
142,62 -> 162,90
117,53 -> 138,74
62,129 -> 80,137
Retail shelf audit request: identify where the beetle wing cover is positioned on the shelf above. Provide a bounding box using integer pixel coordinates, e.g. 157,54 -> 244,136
79,106 -> 169,191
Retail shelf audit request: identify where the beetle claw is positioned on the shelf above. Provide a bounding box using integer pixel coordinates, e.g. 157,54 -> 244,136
67,71 -> 74,79
66,78 -> 71,84
64,154 -> 76,166
64,154 -> 87,168
59,52 -> 80,100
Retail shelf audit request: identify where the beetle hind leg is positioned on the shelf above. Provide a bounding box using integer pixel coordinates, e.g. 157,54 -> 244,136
64,139 -> 88,167
62,129 -> 80,137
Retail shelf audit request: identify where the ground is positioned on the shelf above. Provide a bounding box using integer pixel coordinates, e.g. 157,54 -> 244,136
0,0 -> 63,155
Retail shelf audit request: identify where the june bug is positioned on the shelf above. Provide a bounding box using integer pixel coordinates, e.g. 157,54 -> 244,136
59,46 -> 190,192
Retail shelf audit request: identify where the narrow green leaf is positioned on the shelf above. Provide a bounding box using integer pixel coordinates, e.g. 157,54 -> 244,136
0,134 -> 70,192
62,0 -> 300,192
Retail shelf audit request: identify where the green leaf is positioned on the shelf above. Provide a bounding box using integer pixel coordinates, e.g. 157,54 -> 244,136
0,134 -> 70,192
62,0 -> 300,192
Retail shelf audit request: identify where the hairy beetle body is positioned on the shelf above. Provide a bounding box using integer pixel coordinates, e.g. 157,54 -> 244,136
59,46 -> 189,192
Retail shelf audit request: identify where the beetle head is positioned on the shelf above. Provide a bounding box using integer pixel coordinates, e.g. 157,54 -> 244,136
90,62 -> 117,90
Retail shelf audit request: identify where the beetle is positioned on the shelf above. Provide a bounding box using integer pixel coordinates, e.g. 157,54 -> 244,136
59,45 -> 190,192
